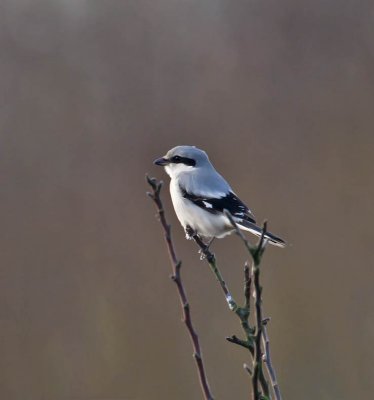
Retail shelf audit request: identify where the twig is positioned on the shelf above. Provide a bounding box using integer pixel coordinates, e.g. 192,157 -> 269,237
186,226 -> 237,311
262,319 -> 282,400
146,175 -> 214,400
244,363 -> 252,376
252,235 -> 265,400
244,261 -> 251,311
226,334 -> 253,351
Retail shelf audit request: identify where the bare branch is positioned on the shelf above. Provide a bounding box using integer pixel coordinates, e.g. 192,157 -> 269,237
224,211 -> 282,400
244,261 -> 251,311
252,250 -> 265,400
262,319 -> 282,400
189,220 -> 270,400
186,226 -> 237,311
146,175 -> 214,400
226,335 -> 254,351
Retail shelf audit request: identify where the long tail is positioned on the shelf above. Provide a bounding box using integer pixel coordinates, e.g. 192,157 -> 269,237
237,220 -> 286,248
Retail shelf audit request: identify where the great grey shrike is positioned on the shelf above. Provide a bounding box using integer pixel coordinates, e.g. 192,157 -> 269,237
154,145 -> 285,247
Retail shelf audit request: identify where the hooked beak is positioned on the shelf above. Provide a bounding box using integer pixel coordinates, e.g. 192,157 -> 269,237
154,157 -> 169,166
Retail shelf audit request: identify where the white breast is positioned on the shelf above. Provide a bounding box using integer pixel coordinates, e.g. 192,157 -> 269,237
169,180 -> 231,238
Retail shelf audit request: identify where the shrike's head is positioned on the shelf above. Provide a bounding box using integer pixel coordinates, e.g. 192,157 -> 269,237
154,146 -> 210,178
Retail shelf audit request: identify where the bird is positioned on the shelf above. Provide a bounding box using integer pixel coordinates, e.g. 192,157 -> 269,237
154,145 -> 285,248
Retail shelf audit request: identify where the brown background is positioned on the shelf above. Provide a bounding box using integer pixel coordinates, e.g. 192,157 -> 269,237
1,1 -> 374,399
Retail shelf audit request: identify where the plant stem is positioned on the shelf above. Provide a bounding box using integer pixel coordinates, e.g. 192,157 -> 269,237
224,211 -> 282,400
189,226 -> 270,399
147,175 -> 214,400
262,319 -> 282,400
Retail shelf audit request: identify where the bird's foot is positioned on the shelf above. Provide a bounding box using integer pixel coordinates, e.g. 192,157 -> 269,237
197,238 -> 215,260
185,232 -> 193,240
185,226 -> 215,261
185,225 -> 195,240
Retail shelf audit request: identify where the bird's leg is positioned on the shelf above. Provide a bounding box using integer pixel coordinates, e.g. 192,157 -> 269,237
185,225 -> 200,241
206,237 -> 215,250
186,226 -> 209,259
187,229 -> 215,260
197,237 -> 216,260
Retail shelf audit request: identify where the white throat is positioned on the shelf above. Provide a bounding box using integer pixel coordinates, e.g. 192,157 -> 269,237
165,163 -> 195,179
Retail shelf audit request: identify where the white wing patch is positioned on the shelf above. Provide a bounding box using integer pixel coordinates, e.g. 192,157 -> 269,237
202,201 -> 213,209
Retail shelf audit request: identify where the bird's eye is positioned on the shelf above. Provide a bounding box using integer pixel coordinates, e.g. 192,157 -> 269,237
172,156 -> 181,162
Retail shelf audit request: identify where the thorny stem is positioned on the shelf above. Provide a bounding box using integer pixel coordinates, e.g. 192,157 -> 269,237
146,175 -> 214,400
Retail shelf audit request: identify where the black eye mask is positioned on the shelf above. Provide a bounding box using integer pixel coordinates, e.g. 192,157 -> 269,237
170,156 -> 196,166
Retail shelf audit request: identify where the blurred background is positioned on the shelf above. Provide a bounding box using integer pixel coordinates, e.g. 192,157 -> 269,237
1,1 -> 374,399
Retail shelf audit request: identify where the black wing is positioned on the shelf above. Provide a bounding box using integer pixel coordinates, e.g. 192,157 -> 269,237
180,186 -> 256,224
